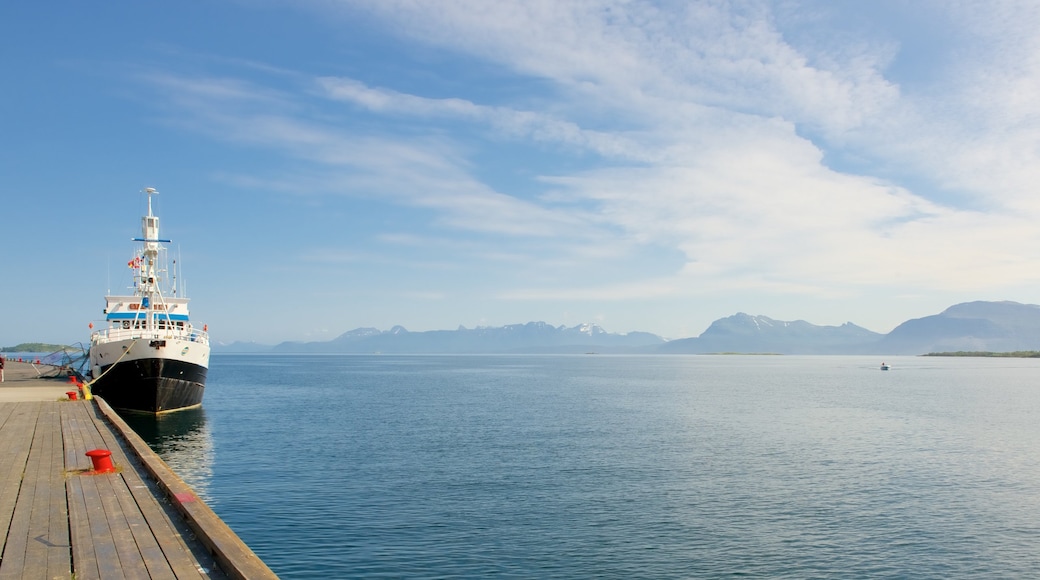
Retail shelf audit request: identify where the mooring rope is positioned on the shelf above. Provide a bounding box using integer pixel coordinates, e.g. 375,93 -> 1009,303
83,338 -> 142,396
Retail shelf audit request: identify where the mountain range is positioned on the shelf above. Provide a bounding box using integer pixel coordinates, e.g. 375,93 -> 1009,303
216,301 -> 1040,355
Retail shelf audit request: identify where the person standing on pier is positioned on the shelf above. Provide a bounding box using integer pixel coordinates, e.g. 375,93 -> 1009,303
0,355 -> 5,382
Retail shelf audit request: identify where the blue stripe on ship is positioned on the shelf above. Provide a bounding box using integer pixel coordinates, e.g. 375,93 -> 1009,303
106,313 -> 190,321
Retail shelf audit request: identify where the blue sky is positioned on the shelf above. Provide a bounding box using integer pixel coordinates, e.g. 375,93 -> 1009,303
4,1 -> 1040,346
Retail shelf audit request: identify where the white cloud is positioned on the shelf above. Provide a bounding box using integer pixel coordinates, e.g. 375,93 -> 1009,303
340,1 -> 900,133
315,76 -> 647,159
142,73 -> 610,239
145,0 -> 1040,322
824,1 -> 1040,209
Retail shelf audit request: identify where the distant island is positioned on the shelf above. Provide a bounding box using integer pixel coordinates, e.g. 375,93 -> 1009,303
923,351 -> 1040,358
1,342 -> 73,353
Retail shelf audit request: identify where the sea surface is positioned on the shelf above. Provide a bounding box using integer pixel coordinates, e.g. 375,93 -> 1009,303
125,354 -> 1040,578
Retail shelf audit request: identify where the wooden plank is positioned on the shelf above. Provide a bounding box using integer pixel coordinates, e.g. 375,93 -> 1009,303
64,402 -> 150,578
87,405 -> 210,579
75,402 -> 133,580
0,402 -> 71,580
49,405 -> 72,578
0,404 -> 49,578
0,403 -> 37,560
38,404 -> 71,579
0,403 -> 16,429
122,473 -> 214,579
62,402 -> 102,579
62,400 -> 93,471
107,476 -> 179,580
75,406 -> 178,579
95,473 -> 150,579
72,401 -> 209,579
67,473 -> 101,580
0,403 -> 40,578
79,467 -> 125,580
64,401 -> 123,580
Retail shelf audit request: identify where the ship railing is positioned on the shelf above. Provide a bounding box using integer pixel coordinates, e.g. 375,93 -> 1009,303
92,325 -> 210,345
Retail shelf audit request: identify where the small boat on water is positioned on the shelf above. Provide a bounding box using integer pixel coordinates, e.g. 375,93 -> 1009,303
880,362 -> 890,371
88,188 -> 210,414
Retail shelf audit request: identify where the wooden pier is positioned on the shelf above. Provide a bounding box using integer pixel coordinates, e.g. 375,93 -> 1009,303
0,362 -> 277,579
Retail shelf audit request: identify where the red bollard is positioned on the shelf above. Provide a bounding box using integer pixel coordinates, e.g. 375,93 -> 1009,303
86,449 -> 115,473
66,391 -> 78,401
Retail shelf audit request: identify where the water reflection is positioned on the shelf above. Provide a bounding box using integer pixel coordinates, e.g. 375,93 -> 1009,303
122,408 -> 214,500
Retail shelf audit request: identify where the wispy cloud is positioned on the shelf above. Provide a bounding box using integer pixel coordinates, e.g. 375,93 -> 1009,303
140,73 -> 608,240
139,0 -> 1040,314
335,0 -> 1040,290
315,76 -> 647,159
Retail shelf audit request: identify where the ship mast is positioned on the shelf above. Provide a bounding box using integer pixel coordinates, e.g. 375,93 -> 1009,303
133,188 -> 172,316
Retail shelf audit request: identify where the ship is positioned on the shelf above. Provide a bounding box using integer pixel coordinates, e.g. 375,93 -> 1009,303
88,188 -> 210,414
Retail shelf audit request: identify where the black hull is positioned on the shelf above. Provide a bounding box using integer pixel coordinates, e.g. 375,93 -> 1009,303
92,357 -> 208,414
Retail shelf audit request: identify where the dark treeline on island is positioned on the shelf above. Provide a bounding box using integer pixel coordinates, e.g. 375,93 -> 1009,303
1,342 -> 73,353
216,301 -> 1040,357
923,351 -> 1040,358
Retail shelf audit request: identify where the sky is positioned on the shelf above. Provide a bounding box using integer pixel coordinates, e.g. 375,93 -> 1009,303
3,0 -> 1040,347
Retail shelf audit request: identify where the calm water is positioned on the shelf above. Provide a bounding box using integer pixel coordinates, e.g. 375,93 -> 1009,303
126,354 -> 1040,578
